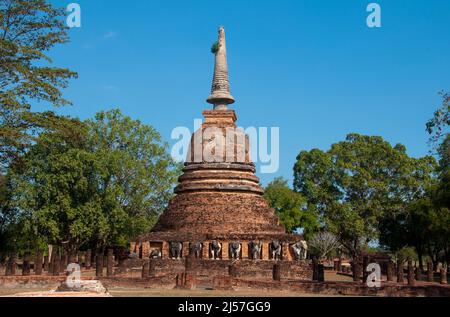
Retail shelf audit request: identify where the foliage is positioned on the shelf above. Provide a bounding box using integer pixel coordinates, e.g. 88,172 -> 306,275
264,177 -> 319,237
308,231 -> 340,261
210,41 -> 219,55
0,0 -> 77,170
9,110 -> 181,254
426,91 -> 449,147
294,134 -> 437,259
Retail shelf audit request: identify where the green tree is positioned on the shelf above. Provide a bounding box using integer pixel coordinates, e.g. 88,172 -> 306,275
10,110 -> 181,256
0,0 -> 77,169
426,91 -> 449,147
85,109 -> 181,249
294,134 -> 436,260
264,177 -> 319,237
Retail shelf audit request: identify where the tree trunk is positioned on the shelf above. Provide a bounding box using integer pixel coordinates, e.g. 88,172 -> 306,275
22,252 -> 31,276
362,256 -> 369,283
387,261 -> 393,282
397,259 -> 404,284
440,268 -> 447,285
86,249 -> 92,269
5,253 -> 17,276
107,249 -> 114,277
427,261 -> 434,282
417,249 -> 424,272
95,250 -> 103,277
43,255 -> 49,272
352,260 -> 360,282
142,260 -> 150,278
415,265 -> 421,281
35,250 -> 43,276
407,260 -> 415,286
52,252 -> 60,276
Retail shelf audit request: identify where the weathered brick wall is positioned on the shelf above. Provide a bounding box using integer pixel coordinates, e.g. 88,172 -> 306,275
153,192 -> 284,236
146,258 -> 312,281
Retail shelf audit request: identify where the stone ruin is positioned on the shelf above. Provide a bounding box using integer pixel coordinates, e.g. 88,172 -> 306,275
129,27 -> 312,282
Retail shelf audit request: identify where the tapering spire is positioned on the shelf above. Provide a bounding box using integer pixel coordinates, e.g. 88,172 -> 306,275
207,26 -> 235,110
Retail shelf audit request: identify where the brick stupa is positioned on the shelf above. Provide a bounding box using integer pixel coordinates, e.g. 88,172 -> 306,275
133,27 -> 307,264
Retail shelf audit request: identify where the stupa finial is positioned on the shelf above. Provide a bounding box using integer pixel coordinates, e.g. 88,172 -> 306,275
207,26 -> 235,110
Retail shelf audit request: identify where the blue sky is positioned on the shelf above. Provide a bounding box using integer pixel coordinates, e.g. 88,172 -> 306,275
42,0 -> 450,185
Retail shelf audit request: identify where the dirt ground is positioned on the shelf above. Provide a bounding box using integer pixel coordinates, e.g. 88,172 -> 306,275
0,271 -> 352,297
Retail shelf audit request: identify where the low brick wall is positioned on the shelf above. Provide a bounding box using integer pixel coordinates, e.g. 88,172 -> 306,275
225,279 -> 450,297
149,258 -> 312,281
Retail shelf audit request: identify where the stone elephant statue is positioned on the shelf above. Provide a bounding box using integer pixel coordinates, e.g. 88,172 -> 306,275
169,242 -> 183,260
269,241 -> 282,260
149,249 -> 162,259
291,241 -> 308,260
249,241 -> 262,260
189,242 -> 203,259
210,240 -> 222,260
229,242 -> 241,260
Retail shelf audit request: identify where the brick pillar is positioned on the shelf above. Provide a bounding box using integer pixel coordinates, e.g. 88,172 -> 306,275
183,242 -> 190,259
387,261 -> 393,282
334,260 -> 339,271
49,248 -> 57,275
282,243 -> 290,261
142,242 -> 151,259
262,242 -> 269,260
440,268 -> 448,285
107,249 -> 114,277
43,255 -> 49,272
35,250 -> 43,276
130,242 -> 137,254
86,249 -> 92,269
427,262 -> 433,282
415,265 -> 421,281
407,260 -> 415,286
312,257 -> 318,281
318,264 -> 325,282
162,242 -> 170,259
221,242 -> 229,260
60,251 -> 67,273
22,252 -> 31,276
352,261 -> 360,282
397,259 -> 404,284
338,258 -> 342,272
203,242 -> 209,259
95,251 -> 103,277
241,242 -> 249,260
363,256 -> 370,282
52,252 -> 60,276
142,260 -> 149,278
229,264 -> 238,278
149,259 -> 156,276
273,263 -> 281,281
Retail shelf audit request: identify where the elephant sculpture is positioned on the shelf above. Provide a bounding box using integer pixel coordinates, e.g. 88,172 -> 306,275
269,241 -> 282,260
291,241 -> 308,260
189,242 -> 203,259
229,242 -> 241,260
210,240 -> 222,260
149,249 -> 162,259
249,241 -> 262,260
169,242 -> 183,260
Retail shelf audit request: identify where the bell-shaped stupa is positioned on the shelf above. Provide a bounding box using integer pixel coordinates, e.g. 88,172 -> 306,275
134,27 -> 306,265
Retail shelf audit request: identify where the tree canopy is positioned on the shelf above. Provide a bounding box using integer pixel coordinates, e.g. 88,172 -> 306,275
293,134 -> 437,259
8,110 -> 180,254
0,0 -> 77,170
264,177 -> 319,237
